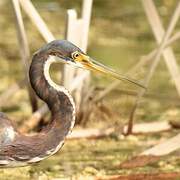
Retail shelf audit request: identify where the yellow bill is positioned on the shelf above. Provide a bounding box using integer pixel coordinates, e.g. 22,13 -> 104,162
71,52 -> 146,89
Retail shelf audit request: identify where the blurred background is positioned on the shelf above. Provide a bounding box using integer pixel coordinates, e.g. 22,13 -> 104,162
0,0 -> 180,179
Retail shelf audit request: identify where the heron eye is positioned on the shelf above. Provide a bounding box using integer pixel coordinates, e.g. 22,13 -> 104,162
72,52 -> 80,59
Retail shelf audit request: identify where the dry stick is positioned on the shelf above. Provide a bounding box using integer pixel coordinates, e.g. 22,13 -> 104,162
75,0 -> 93,97
126,0 -> 180,135
62,9 -> 77,89
67,120 -> 173,140
19,0 -> 54,42
67,127 -> 114,139
63,0 -> 93,111
167,31 -> 180,45
12,0 -> 38,112
141,133 -> 180,156
20,105 -> 48,133
120,129 -> 180,168
123,121 -> 171,134
143,0 -> 180,95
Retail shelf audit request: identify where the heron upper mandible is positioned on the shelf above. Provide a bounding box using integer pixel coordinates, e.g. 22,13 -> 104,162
0,40 -> 145,167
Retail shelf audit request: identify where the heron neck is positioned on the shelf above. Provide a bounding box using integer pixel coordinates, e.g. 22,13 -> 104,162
29,52 -> 75,128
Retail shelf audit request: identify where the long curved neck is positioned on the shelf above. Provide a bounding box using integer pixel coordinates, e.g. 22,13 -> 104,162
29,52 -> 75,124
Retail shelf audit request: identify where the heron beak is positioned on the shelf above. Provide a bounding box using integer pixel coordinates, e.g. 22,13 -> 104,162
74,54 -> 146,89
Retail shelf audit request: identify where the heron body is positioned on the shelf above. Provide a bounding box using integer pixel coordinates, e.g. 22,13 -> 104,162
0,40 -> 145,167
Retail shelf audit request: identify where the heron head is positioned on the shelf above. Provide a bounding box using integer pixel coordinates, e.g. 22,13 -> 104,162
44,40 -> 145,89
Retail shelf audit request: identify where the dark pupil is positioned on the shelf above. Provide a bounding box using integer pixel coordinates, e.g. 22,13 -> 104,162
75,53 -> 79,58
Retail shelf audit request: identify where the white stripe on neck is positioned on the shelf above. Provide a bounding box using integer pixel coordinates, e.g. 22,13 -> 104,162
43,56 -> 76,131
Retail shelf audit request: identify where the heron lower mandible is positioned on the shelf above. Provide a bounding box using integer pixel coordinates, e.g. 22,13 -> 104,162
0,40 -> 145,167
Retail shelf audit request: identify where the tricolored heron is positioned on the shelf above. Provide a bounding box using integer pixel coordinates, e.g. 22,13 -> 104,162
0,40 -> 145,167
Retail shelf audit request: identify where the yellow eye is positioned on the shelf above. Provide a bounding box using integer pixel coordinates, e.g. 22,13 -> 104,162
72,51 -> 80,59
